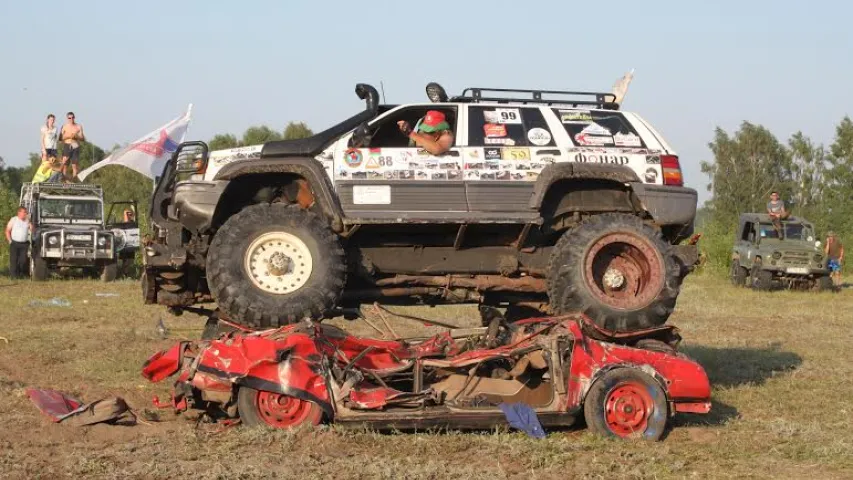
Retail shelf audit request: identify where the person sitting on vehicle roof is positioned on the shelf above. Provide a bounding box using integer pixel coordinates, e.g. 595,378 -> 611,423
397,110 -> 454,156
767,191 -> 789,238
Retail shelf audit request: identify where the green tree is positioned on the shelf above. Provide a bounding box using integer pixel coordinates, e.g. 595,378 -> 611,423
209,133 -> 239,151
241,126 -> 281,146
824,116 -> 853,235
283,122 -> 313,140
700,122 -> 792,226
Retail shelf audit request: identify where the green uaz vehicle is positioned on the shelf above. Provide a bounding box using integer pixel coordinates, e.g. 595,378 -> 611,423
730,213 -> 832,291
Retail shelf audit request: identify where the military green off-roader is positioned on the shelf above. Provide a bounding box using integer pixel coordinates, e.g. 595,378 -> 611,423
730,213 -> 832,291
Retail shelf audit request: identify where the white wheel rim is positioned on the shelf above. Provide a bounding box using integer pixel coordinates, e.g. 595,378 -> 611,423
243,232 -> 313,295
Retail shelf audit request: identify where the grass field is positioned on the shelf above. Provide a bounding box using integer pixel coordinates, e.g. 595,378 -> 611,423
0,273 -> 851,479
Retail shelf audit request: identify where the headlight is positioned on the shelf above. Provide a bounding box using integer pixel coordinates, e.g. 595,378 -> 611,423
814,254 -> 823,262
98,237 -> 107,247
48,236 -> 58,246
772,251 -> 782,260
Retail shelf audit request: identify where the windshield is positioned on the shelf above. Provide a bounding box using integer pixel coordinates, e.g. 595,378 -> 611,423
758,223 -> 813,241
39,198 -> 103,223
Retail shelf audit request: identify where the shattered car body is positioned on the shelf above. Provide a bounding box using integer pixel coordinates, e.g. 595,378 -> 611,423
143,314 -> 710,440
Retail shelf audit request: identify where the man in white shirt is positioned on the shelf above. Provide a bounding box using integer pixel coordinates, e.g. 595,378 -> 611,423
5,207 -> 32,279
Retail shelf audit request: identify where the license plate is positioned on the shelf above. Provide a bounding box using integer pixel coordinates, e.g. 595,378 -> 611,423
67,234 -> 91,241
786,267 -> 809,274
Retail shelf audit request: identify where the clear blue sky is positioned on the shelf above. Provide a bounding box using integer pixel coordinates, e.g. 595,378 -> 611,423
2,0 -> 851,204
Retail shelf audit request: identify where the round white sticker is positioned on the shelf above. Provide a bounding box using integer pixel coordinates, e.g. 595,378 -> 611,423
527,128 -> 552,146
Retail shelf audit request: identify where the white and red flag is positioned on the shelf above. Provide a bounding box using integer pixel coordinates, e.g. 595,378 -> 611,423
78,105 -> 192,180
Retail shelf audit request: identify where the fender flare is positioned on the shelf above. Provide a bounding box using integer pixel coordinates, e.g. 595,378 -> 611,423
213,158 -> 344,232
528,162 -> 643,212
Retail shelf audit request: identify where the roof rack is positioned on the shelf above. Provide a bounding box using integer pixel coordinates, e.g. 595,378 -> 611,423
20,182 -> 103,208
451,87 -> 619,110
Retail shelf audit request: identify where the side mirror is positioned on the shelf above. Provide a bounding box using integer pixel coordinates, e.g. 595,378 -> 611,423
350,122 -> 372,148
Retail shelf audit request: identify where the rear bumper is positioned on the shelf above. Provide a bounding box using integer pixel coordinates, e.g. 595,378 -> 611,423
632,183 -> 697,235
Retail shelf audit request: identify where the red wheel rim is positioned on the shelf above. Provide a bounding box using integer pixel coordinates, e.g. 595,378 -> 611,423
604,381 -> 654,437
255,391 -> 313,429
583,232 -> 664,310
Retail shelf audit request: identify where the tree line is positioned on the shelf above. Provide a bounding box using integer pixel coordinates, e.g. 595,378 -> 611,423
698,116 -> 853,272
0,122 -> 314,272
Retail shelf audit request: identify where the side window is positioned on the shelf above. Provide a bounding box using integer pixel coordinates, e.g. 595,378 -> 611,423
361,107 -> 457,149
552,109 -> 646,148
742,222 -> 754,242
467,107 -> 556,147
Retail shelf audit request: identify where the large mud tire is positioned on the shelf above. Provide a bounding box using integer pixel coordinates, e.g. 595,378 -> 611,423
815,276 -> 834,292
547,214 -> 680,332
237,387 -> 324,430
207,204 -> 346,328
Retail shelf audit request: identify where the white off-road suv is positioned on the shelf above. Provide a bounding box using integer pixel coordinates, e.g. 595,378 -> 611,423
145,82 -> 698,333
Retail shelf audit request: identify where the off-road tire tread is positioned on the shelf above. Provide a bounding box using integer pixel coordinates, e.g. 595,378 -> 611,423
207,204 -> 346,328
547,214 -> 680,332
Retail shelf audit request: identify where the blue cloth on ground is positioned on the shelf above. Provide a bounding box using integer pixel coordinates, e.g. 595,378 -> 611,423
499,402 -> 546,439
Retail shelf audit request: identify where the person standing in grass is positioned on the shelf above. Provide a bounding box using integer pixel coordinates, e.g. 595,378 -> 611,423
825,232 -> 844,287
5,207 -> 32,279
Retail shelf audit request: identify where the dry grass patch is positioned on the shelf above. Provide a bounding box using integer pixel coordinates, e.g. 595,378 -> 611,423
0,274 -> 851,479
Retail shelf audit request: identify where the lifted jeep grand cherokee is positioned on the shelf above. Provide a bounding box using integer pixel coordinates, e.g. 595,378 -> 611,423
143,82 -> 699,332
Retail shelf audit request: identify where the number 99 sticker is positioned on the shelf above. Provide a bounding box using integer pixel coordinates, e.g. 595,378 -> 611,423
485,108 -> 522,125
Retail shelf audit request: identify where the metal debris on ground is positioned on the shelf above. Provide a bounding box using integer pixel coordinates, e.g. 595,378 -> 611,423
156,318 -> 169,338
0,336 -> 8,344
95,293 -> 121,298
27,297 -> 72,308
26,388 -> 136,426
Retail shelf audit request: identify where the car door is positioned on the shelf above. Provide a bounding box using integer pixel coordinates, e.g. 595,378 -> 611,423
332,105 -> 466,218
462,106 -> 558,213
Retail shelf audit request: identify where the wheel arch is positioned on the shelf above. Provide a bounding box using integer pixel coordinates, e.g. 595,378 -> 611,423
530,164 -> 647,230
212,158 -> 344,232
579,363 -> 671,407
235,376 -> 335,421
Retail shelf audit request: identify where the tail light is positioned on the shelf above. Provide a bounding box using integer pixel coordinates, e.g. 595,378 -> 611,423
661,155 -> 683,186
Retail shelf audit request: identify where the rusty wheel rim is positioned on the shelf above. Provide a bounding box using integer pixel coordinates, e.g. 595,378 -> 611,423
604,381 -> 654,437
583,232 -> 665,310
255,391 -> 313,429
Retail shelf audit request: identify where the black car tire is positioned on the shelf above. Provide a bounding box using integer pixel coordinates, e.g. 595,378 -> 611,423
31,255 -> 49,281
207,204 -> 346,329
730,260 -> 748,287
237,387 -> 323,430
583,368 -> 668,441
100,261 -> 118,282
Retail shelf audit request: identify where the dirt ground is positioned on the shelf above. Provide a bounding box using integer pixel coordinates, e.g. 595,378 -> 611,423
0,274 -> 851,479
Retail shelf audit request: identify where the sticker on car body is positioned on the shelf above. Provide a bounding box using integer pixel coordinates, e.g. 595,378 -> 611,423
353,185 -> 391,204
527,128 -> 552,146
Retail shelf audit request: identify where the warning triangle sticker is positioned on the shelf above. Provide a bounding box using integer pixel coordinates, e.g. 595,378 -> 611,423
366,157 -> 380,169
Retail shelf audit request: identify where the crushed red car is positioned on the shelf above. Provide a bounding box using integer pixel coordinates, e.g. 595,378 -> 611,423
142,313 -> 710,440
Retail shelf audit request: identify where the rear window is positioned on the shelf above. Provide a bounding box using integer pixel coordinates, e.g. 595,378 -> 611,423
552,109 -> 646,148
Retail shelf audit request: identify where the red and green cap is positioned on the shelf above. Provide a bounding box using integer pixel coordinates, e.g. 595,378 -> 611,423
417,110 -> 450,133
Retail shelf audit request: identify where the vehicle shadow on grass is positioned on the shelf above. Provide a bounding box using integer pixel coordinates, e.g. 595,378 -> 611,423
670,344 -> 804,428
681,344 -> 803,389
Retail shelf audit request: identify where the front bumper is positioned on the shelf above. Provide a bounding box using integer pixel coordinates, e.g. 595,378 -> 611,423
762,265 -> 829,276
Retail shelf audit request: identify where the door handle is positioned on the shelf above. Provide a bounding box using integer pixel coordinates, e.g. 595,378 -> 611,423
535,149 -> 561,156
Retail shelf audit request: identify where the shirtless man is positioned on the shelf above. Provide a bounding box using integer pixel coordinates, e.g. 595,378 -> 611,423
397,110 -> 454,156
60,111 -> 85,179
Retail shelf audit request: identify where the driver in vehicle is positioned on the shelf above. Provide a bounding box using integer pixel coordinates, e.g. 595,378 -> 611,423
397,110 -> 454,156
123,209 -> 135,223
